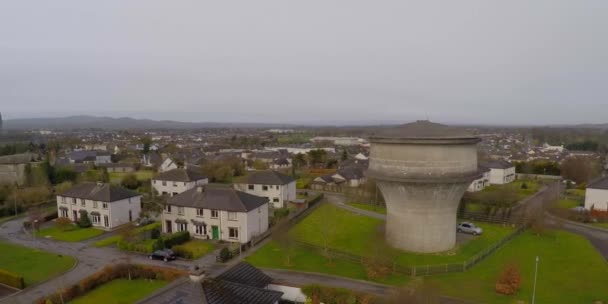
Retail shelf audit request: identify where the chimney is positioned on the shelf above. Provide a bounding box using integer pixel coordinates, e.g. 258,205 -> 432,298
189,265 -> 206,282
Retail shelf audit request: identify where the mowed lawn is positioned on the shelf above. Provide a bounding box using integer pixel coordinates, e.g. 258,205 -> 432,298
248,203 -> 514,284
109,170 -> 155,184
37,226 -> 105,242
94,222 -> 160,247
427,230 -> 608,303
68,279 -> 167,304
289,204 -> 514,265
0,241 -> 76,285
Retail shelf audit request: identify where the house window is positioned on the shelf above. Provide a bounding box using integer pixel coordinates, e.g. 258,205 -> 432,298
177,223 -> 188,232
211,210 -> 219,218
80,199 -> 86,207
195,225 -> 206,235
162,181 -> 167,186
153,180 -> 156,184
92,215 -> 100,224
262,185 -> 268,191
228,227 -> 239,239
173,181 -> 177,187
165,205 -> 172,213
61,209 -> 68,217
248,184 -> 254,190
102,202 -> 108,209
178,207 -> 184,215
71,198 -> 77,205
128,198 -> 132,204
184,182 -> 187,186
276,185 -> 279,190
273,198 -> 279,203
196,209 -> 204,217
228,212 -> 237,221
60,197 -> 66,204
93,201 -> 98,209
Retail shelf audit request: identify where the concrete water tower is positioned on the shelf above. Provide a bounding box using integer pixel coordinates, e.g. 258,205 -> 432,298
368,120 -> 481,253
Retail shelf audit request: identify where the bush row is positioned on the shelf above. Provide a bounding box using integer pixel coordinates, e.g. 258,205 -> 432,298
118,231 -> 190,253
35,263 -> 185,304
0,269 -> 25,289
23,211 -> 58,229
162,231 -> 190,248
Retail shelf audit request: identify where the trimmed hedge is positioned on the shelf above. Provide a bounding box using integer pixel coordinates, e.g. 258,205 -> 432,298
35,263 -> 185,304
117,239 -> 162,253
0,268 -> 25,289
161,231 -> 190,248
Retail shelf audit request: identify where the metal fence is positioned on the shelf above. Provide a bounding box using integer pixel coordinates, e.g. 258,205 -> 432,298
290,224 -> 526,277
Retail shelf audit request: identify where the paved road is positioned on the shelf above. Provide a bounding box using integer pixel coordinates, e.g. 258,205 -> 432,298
0,217 -> 218,304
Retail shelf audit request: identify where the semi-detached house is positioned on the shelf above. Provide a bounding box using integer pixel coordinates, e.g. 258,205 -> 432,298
162,185 -> 269,243
56,182 -> 141,230
151,168 -> 208,196
233,170 -> 296,209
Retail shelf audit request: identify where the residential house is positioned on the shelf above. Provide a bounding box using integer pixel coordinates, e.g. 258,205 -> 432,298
56,182 -> 141,230
68,150 -> 112,165
152,168 -> 208,196
141,152 -> 162,168
162,185 -> 269,243
138,262 -> 284,304
312,166 -> 366,190
233,170 -> 296,209
98,163 -> 136,173
585,176 -> 608,211
482,160 -> 516,185
467,167 -> 491,192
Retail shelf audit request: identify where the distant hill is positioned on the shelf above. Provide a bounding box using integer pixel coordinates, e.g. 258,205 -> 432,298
4,115 -> 297,130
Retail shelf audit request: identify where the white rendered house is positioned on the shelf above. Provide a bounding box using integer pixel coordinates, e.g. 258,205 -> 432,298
56,182 -> 141,230
233,170 -> 296,209
585,176 -> 608,211
152,168 -> 208,196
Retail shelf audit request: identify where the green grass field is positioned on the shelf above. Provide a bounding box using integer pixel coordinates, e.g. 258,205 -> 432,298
68,279 -> 168,304
37,225 -> 104,242
94,222 -> 160,247
556,198 -> 581,209
0,241 -> 76,286
346,202 -> 387,214
247,204 -> 515,284
427,230 -> 608,303
591,222 -> 608,229
172,240 -> 215,259
109,170 -> 155,184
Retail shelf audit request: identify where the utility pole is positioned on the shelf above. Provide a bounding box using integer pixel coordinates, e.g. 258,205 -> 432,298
13,183 -> 18,216
532,256 -> 539,304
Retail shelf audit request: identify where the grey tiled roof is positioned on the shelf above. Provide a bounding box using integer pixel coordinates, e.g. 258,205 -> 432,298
239,170 -> 295,185
60,182 -> 141,202
203,280 -> 283,304
588,176 -> 608,190
217,262 -> 272,289
154,168 -> 207,182
168,185 -> 268,212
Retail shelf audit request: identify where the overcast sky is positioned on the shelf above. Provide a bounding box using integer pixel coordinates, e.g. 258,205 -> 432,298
1,1 -> 607,125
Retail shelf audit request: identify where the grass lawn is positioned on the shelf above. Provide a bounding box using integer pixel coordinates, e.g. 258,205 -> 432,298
591,222 -> 608,229
37,225 -> 105,242
427,230 -> 608,303
556,198 -> 582,209
94,222 -> 160,247
296,177 -> 313,189
172,240 -> 215,259
483,180 -> 542,201
346,202 -> 387,214
0,241 -> 76,286
248,204 -> 515,284
68,279 -> 168,304
109,170 -> 155,184
246,241 -> 410,286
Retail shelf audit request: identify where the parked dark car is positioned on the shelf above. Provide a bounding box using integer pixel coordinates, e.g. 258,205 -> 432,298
148,249 -> 177,262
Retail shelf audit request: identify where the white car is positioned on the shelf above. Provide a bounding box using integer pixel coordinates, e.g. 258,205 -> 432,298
457,222 -> 483,235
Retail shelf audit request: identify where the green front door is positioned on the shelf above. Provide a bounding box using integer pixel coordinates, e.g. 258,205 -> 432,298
212,226 -> 219,240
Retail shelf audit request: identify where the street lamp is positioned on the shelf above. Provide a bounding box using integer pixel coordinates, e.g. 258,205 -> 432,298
532,256 -> 539,304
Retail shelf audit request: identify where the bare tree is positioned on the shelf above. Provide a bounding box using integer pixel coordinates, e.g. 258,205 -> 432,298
273,219 -> 298,266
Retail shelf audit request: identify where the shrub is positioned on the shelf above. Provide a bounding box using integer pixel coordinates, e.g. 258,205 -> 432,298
55,217 -> 73,231
77,210 -> 92,228
0,268 -> 25,289
150,227 -> 161,239
171,245 -> 193,259
219,247 -> 232,262
117,239 -> 162,253
521,182 -> 528,190
495,264 -> 522,295
121,173 -> 141,190
161,231 -> 190,248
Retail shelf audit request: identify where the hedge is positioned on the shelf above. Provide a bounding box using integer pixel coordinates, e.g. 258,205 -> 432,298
35,263 -> 185,304
161,231 -> 190,248
0,268 -> 25,289
117,239 -> 162,253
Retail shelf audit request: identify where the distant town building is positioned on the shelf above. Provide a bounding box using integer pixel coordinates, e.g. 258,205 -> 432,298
467,167 -> 491,192
481,160 -> 516,185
